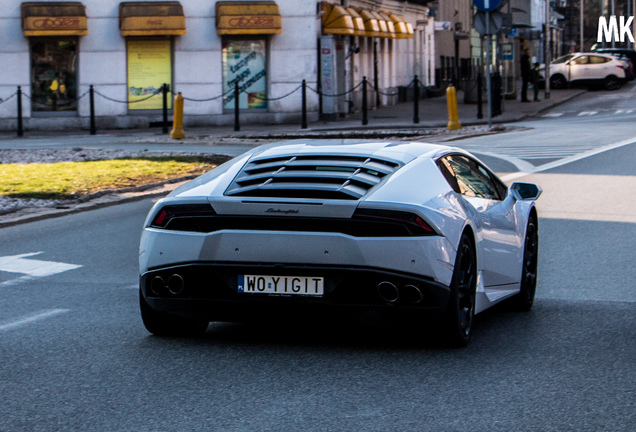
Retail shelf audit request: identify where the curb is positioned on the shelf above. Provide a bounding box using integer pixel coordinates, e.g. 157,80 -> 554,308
0,176 -> 194,229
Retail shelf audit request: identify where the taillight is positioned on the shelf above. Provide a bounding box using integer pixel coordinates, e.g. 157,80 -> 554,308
353,208 -> 437,236
150,204 -> 216,228
617,64 -> 624,69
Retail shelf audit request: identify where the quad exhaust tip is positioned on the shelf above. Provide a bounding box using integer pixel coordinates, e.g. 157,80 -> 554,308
150,274 -> 185,296
151,276 -> 165,295
167,274 -> 185,295
377,281 -> 399,303
377,281 -> 424,304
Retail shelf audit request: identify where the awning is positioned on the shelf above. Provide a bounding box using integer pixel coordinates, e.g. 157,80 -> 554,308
119,2 -> 186,36
346,8 -> 365,37
355,9 -> 380,38
405,22 -> 414,38
378,12 -> 396,38
216,1 -> 281,35
389,14 -> 413,39
321,2 -> 354,36
370,11 -> 390,38
21,2 -> 87,36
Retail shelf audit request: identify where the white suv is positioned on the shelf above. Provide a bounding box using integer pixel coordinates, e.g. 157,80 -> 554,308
542,52 -> 626,90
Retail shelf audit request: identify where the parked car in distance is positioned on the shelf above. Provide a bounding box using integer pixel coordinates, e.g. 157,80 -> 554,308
540,52 -> 626,90
591,47 -> 636,81
609,53 -> 635,81
138,140 -> 542,347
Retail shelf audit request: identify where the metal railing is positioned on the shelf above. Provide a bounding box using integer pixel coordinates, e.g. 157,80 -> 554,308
4,75 -> 431,137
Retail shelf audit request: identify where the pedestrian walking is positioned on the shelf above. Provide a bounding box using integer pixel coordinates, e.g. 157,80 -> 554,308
520,49 -> 531,102
531,62 -> 541,102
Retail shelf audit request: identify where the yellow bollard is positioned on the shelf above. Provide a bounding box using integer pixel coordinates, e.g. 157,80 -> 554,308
446,85 -> 462,130
170,92 -> 185,139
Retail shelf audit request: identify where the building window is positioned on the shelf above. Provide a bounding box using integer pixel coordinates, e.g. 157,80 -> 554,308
126,39 -> 173,110
30,38 -> 78,112
222,39 -> 268,110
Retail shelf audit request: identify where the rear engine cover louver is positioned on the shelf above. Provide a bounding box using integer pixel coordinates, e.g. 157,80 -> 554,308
225,154 -> 402,200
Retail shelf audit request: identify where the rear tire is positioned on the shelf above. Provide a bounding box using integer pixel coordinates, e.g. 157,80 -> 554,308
140,289 -> 208,337
550,74 -> 566,89
441,233 -> 477,347
603,75 -> 620,90
510,214 -> 538,311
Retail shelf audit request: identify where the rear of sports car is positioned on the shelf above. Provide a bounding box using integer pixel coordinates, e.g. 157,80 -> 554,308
139,144 -> 458,333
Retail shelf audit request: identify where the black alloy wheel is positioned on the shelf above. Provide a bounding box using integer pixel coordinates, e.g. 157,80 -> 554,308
139,289 -> 209,337
550,74 -> 566,89
442,234 -> 477,347
511,215 -> 539,311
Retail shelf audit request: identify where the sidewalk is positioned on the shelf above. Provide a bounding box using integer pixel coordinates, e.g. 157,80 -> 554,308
0,87 -> 585,146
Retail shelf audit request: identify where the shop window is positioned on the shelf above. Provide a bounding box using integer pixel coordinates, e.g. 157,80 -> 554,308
127,39 -> 173,110
222,39 -> 267,110
30,39 -> 78,112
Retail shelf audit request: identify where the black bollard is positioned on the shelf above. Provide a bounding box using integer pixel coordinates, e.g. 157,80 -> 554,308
89,85 -> 96,135
477,73 -> 483,120
413,75 -> 420,124
162,83 -> 169,134
234,82 -> 240,132
362,77 -> 368,126
17,86 -> 23,137
301,80 -> 307,129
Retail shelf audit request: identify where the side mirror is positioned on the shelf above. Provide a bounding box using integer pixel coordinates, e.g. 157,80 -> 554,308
510,182 -> 542,201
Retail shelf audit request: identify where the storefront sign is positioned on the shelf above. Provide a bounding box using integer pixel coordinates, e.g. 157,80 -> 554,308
223,40 -> 267,110
23,16 -> 88,36
127,40 -> 172,110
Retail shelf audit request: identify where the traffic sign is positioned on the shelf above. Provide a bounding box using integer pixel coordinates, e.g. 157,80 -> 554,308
472,0 -> 501,12
474,11 -> 503,35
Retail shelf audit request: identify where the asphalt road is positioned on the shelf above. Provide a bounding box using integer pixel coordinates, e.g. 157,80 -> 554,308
1,90 -> 635,431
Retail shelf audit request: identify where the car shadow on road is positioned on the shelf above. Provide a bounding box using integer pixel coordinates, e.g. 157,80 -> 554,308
139,299 -> 542,352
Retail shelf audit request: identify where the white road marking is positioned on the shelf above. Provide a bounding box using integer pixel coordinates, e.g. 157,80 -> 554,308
501,136 -> 636,182
0,252 -> 81,277
542,113 -> 564,117
0,309 -> 70,332
577,111 -> 598,116
0,275 -> 37,287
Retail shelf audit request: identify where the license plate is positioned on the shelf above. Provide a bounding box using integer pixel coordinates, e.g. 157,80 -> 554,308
238,275 -> 324,296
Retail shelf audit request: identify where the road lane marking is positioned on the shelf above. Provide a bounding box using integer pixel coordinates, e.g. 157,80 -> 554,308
0,252 -> 82,278
0,309 -> 70,332
542,113 -> 564,117
577,111 -> 598,116
502,137 -> 636,182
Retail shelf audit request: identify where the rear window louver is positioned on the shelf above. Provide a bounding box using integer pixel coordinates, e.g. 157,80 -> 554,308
225,154 -> 402,200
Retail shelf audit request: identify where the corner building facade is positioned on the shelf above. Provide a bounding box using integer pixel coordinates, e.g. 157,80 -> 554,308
0,0 -> 432,131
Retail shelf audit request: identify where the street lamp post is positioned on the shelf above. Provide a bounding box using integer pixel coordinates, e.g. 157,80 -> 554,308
580,0 -> 584,51
545,0 -> 551,99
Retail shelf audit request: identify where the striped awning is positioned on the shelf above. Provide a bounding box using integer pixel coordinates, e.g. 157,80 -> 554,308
321,2 -> 354,36
216,1 -> 282,35
119,2 -> 186,36
21,2 -> 87,36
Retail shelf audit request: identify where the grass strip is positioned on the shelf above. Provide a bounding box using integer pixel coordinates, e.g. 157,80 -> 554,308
0,156 -> 227,200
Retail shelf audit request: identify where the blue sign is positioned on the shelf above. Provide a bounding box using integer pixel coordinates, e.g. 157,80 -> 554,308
507,28 -> 518,37
472,0 -> 501,12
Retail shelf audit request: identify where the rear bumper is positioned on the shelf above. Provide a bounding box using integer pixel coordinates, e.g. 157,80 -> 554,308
140,262 -> 451,323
